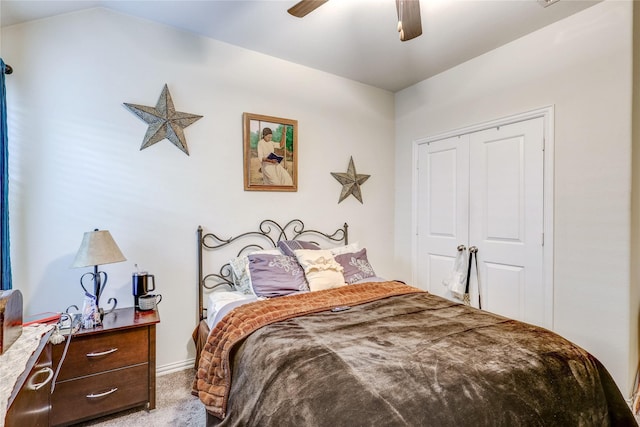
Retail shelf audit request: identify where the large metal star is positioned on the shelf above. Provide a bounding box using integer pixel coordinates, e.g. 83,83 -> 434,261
331,156 -> 370,204
124,84 -> 202,155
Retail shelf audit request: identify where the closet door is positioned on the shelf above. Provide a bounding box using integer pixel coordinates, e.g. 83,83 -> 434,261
415,116 -> 546,327
468,118 -> 544,325
415,134 -> 469,299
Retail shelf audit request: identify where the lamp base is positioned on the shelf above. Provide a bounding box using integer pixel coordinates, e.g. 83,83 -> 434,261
101,297 -> 118,319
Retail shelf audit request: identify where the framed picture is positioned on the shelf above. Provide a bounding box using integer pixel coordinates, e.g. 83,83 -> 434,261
243,112 -> 298,192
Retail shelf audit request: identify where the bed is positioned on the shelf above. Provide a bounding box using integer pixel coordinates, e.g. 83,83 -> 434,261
192,219 -> 637,427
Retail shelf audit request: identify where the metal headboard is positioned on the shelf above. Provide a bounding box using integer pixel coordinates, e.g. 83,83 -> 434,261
197,219 -> 349,322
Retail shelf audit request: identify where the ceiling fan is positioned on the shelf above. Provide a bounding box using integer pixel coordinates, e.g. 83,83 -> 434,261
287,0 -> 422,42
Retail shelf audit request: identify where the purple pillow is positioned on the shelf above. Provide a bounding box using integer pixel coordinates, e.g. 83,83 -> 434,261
334,248 -> 376,284
247,253 -> 309,297
277,240 -> 320,257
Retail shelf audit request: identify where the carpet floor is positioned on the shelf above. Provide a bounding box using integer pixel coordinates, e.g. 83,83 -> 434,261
74,368 -> 206,427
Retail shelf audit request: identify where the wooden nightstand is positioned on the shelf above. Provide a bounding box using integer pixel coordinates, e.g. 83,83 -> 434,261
50,307 -> 160,426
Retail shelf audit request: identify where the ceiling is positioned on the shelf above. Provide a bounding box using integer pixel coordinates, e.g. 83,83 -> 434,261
1,0 -> 601,92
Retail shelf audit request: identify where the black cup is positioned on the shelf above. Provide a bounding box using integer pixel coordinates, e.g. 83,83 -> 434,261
132,273 -> 155,296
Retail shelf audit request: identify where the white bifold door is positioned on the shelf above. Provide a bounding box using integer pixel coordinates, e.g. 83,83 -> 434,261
416,117 -> 547,327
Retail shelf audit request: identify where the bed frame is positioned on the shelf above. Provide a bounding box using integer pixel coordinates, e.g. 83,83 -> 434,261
196,219 -> 349,323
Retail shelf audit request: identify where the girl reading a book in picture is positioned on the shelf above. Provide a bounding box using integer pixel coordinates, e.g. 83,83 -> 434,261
257,127 -> 293,185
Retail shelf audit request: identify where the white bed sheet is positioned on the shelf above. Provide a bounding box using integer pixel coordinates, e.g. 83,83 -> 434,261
206,290 -> 257,330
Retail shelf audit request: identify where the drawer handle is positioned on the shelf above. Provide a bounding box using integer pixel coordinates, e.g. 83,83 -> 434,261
86,387 -> 118,399
86,348 -> 118,357
27,367 -> 54,391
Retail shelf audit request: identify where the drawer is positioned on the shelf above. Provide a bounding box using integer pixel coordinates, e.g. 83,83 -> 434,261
50,363 -> 149,426
53,327 -> 148,380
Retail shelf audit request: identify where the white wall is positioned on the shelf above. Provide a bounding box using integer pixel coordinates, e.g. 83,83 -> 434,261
395,0 -> 636,394
2,8 -> 396,371
632,1 -> 640,402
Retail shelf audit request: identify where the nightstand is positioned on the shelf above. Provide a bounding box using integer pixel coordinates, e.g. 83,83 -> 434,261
50,307 -> 160,426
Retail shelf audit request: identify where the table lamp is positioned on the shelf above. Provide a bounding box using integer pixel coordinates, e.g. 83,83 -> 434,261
71,229 -> 126,322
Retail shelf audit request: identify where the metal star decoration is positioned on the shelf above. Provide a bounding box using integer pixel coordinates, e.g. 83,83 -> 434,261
124,84 -> 202,155
331,156 -> 370,204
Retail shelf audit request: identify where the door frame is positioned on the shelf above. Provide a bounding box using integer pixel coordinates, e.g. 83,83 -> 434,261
411,106 -> 555,328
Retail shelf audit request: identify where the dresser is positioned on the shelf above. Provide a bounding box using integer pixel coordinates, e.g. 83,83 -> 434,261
50,307 -> 160,426
5,329 -> 53,427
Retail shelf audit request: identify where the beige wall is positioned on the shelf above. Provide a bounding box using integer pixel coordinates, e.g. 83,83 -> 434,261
2,8 -> 396,372
631,0 -> 640,395
395,0 -> 636,394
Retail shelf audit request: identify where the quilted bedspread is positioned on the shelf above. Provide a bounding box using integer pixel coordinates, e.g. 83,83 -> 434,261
195,282 -> 637,426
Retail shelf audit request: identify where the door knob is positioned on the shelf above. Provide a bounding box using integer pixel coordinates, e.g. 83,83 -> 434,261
457,245 -> 466,252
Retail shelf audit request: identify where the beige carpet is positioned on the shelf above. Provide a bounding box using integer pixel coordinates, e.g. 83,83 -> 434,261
75,368 -> 206,427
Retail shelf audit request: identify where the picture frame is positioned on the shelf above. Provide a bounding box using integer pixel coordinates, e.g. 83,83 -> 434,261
243,112 -> 298,192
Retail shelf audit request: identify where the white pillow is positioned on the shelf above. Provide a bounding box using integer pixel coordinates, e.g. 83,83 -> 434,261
229,248 -> 281,294
328,242 -> 360,256
294,249 -> 346,292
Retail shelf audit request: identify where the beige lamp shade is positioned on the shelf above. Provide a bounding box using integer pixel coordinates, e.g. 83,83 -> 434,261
71,230 -> 126,268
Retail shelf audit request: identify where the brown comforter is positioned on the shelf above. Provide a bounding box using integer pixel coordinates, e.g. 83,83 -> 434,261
195,282 -> 636,426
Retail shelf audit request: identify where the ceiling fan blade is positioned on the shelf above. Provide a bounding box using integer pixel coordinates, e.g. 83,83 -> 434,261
288,0 -> 329,18
396,0 -> 422,41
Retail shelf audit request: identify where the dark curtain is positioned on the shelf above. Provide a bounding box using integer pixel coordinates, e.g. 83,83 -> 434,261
1,59 -> 11,291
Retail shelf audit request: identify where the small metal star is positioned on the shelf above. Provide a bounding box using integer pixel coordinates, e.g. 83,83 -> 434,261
331,156 -> 370,204
124,84 -> 202,155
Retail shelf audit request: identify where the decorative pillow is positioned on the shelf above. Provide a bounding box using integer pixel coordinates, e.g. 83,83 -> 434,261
277,240 -> 320,257
247,253 -> 309,298
351,276 -> 387,284
229,249 -> 281,294
294,249 -> 346,292
334,248 -> 377,284
328,242 -> 360,256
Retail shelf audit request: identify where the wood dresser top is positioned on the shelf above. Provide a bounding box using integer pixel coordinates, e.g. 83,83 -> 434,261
73,307 -> 160,337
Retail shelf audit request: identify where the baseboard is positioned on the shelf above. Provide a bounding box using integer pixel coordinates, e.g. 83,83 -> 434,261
157,358 -> 196,376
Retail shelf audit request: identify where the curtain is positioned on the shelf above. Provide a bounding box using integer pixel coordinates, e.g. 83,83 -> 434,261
1,59 -> 11,291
